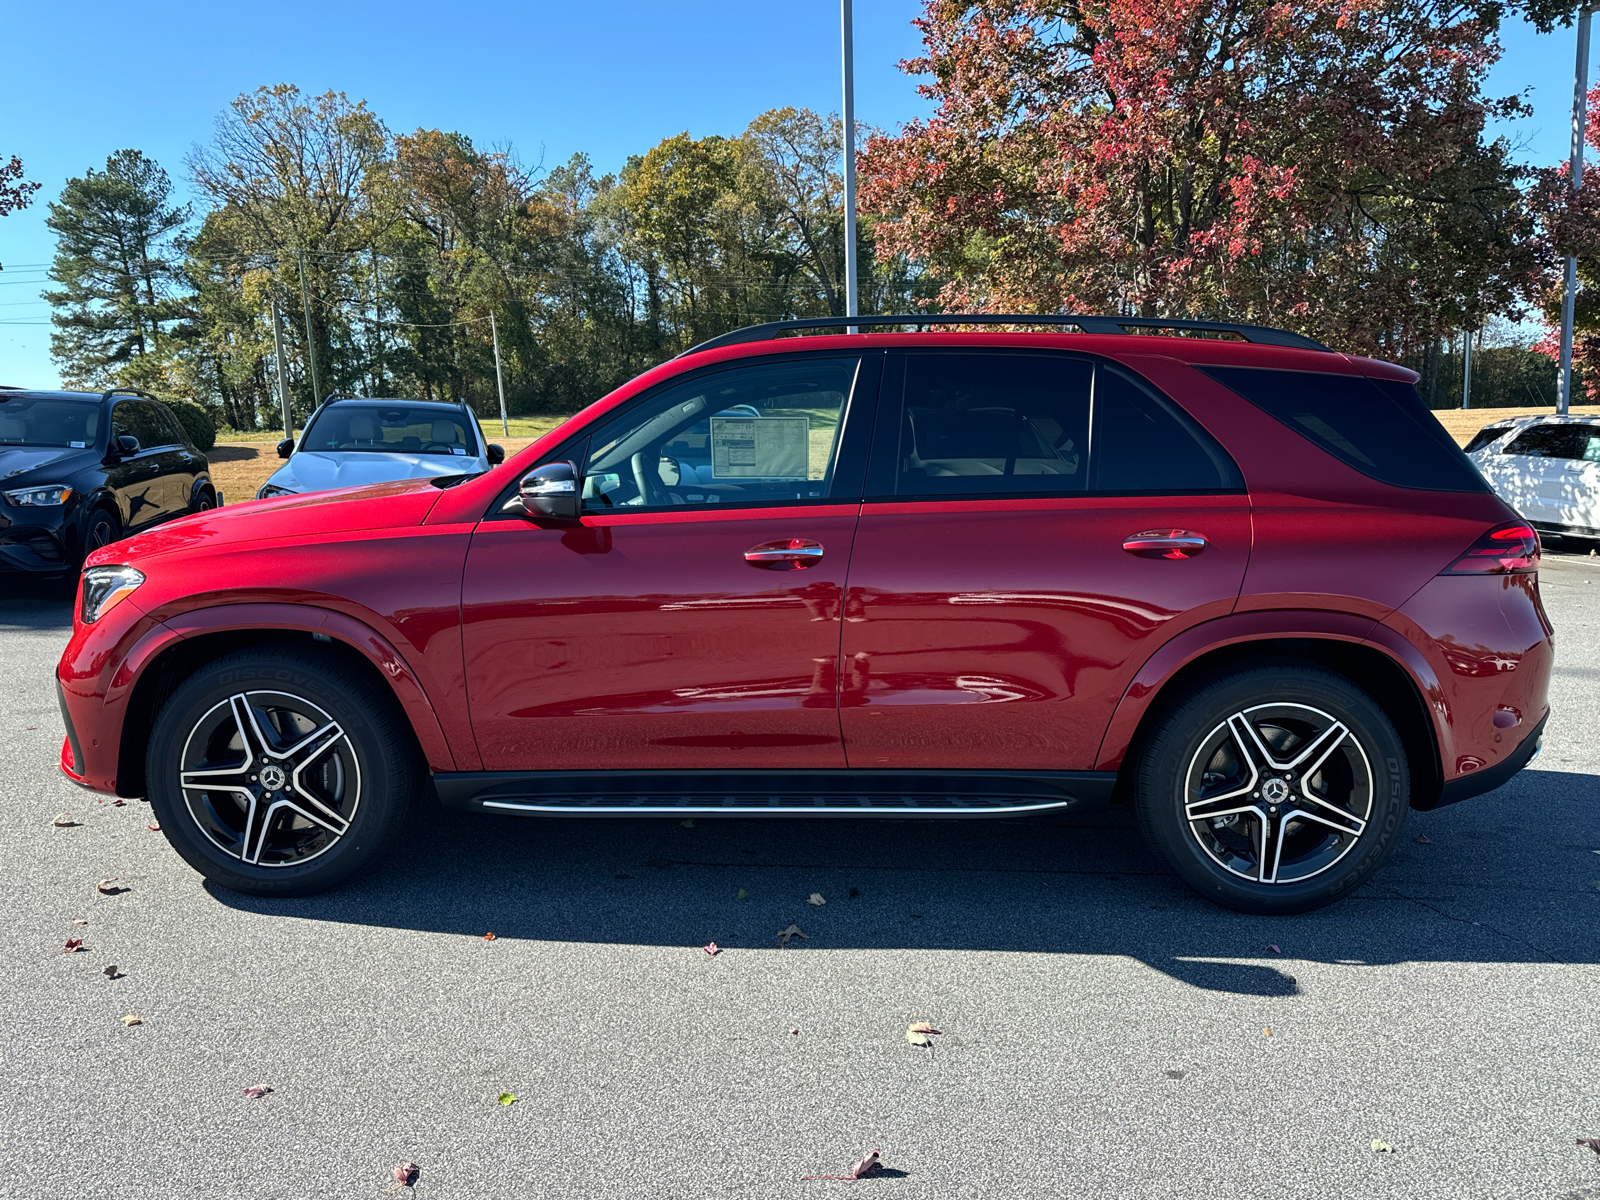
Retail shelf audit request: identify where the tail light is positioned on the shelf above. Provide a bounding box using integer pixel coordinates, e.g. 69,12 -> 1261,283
1439,522 -> 1539,575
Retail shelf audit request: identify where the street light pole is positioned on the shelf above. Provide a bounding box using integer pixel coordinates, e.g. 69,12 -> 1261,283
271,299 -> 293,439
490,312 -> 509,436
842,0 -> 859,333
1558,5 -> 1595,416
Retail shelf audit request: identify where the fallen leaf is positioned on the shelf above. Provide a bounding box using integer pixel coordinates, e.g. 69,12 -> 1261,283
777,924 -> 810,948
147,824 -> 160,832
908,1021 -> 939,1034
807,893 -> 826,906
1587,881 -> 1600,893
1371,1139 -> 1393,1153
498,1092 -> 517,1106
906,1030 -> 932,1046
103,965 -> 120,978
391,1162 -> 420,1188
680,818 -> 694,828
1263,1028 -> 1272,1036
111,798 -> 125,807
1414,833 -> 1431,843
803,1149 -> 883,1180
71,918 -> 87,926
483,932 -> 496,941
1266,944 -> 1282,954
1579,1137 -> 1600,1157
26,725 -> 36,729
122,1015 -> 141,1027
789,1028 -> 800,1035
703,942 -> 720,956
63,939 -> 84,954
52,813 -> 80,827
243,1085 -> 273,1099
96,879 -> 127,896
735,888 -> 750,902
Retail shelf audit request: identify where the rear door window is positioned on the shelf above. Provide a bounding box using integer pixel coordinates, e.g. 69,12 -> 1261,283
112,401 -> 162,452
881,351 -> 1240,497
1463,426 -> 1513,454
1200,367 -> 1487,492
1503,425 -> 1591,460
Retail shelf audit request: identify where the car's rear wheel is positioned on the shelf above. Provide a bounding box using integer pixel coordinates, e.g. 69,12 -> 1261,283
1133,662 -> 1408,914
146,645 -> 418,896
189,487 -> 216,514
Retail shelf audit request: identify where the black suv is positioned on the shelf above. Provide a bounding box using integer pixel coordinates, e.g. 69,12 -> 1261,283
0,386 -> 214,576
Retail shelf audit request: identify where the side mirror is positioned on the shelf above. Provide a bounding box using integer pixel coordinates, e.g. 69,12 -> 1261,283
277,438 -> 295,459
517,461 -> 580,521
115,434 -> 141,456
486,443 -> 505,465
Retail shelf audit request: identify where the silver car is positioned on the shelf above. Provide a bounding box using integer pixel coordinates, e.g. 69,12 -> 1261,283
1465,414 -> 1600,544
257,397 -> 504,499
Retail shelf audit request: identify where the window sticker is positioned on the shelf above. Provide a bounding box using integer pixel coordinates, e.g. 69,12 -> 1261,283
70,441 -> 86,448
451,447 -> 465,455
709,416 -> 809,480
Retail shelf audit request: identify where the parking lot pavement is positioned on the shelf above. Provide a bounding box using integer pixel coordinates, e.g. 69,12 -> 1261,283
2,557 -> 1598,1200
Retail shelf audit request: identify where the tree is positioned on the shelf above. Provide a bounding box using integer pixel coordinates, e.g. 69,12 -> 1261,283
1528,81 -> 1600,400
1,154 -> 41,216
859,0 -> 1548,357
43,150 -> 192,388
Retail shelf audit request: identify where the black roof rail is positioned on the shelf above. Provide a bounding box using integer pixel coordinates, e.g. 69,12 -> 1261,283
680,313 -> 1330,357
320,392 -> 366,404
101,386 -> 158,403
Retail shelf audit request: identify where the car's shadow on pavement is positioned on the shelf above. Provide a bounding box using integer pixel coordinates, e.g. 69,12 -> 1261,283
206,763 -> 1600,997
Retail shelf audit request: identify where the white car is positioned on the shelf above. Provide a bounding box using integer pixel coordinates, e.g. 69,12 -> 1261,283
257,397 -> 504,499
1465,414 -> 1600,543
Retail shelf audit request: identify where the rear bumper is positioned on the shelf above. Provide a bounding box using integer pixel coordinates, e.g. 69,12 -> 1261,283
1433,709 -> 1547,809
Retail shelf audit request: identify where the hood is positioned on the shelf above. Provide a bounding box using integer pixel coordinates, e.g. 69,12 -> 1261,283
0,445 -> 98,485
272,450 -> 479,494
88,476 -> 447,569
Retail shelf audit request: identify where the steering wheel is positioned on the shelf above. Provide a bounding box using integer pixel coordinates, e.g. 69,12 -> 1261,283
422,441 -> 455,454
630,451 -> 665,506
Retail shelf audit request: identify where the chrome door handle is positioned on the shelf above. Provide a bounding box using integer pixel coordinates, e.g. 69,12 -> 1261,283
1123,529 -> 1206,559
745,538 -> 825,570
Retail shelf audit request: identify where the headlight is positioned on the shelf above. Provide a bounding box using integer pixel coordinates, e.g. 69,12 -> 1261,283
80,565 -> 145,624
256,483 -> 296,499
4,484 -> 74,506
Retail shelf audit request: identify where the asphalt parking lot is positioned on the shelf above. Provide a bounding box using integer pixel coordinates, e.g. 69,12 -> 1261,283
3,552 -> 1598,1200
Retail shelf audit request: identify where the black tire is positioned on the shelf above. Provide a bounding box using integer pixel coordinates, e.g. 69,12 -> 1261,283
146,645 -> 419,896
81,507 -> 120,563
1133,662 -> 1408,914
189,486 -> 216,515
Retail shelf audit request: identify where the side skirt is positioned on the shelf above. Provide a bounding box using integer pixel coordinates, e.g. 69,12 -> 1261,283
431,769 -> 1118,818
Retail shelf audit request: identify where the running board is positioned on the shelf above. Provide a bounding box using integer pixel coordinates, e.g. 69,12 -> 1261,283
432,769 -> 1117,818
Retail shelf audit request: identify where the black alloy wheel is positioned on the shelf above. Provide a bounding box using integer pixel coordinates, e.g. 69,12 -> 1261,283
84,508 -> 119,557
146,645 -> 419,896
1134,663 -> 1408,914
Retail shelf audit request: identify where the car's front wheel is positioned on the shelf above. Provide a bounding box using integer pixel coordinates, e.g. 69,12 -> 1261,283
1133,662 -> 1408,914
146,645 -> 418,896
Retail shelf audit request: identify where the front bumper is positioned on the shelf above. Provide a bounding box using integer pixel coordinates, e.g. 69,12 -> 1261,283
0,520 -> 70,572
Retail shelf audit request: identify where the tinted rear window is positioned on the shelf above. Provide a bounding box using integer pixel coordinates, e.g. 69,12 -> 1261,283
1503,424 -> 1600,461
1200,367 -> 1487,492
1463,425 -> 1513,454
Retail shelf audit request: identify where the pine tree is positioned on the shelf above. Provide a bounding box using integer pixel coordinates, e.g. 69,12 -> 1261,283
44,150 -> 192,387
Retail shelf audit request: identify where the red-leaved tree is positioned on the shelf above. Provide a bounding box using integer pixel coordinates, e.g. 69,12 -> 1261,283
859,1 -> 1550,357
1,154 -> 41,216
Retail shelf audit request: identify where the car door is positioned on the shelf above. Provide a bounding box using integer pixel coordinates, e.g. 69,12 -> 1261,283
838,350 -> 1250,771
1498,424 -> 1585,524
107,400 -> 167,530
460,352 -> 878,771
142,401 -> 201,518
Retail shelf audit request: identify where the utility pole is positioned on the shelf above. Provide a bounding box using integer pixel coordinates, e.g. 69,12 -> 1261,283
296,251 -> 323,406
490,312 -> 509,436
841,0 -> 859,333
271,299 -> 294,438
1461,329 -> 1474,410
371,252 -> 384,396
1559,5 -> 1596,416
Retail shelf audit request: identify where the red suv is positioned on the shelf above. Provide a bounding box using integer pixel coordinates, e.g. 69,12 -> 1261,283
54,316 -> 1552,913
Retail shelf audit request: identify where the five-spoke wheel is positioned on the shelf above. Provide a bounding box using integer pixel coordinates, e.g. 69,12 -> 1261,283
1136,663 -> 1406,913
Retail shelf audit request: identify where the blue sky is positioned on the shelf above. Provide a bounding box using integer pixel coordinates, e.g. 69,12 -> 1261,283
0,1 -> 1588,386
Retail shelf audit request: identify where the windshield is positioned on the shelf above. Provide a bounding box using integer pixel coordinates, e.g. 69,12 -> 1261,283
0,397 -> 102,448
299,404 -> 479,456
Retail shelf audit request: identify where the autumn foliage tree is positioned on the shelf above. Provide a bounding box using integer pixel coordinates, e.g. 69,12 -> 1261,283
860,0 -> 1549,357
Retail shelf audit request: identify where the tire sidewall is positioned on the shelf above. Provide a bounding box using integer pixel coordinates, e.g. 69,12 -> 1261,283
147,651 -> 411,896
1136,667 -> 1408,914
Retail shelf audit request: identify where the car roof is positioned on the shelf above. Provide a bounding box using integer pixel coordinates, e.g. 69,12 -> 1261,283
0,387 -> 106,402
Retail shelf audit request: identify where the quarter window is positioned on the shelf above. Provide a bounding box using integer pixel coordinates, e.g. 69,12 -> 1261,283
1503,424 -> 1598,461
580,357 -> 860,512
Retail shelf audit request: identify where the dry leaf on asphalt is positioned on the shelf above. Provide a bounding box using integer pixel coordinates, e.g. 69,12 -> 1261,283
243,1085 -> 273,1099
96,879 -> 127,895
147,824 -> 160,832
122,1015 -> 141,1027
1578,1137 -> 1600,1157
110,798 -> 125,807
1371,1140 -> 1393,1153
103,965 -> 120,979
1414,833 -> 1431,843
807,893 -> 826,906
1587,881 -> 1600,893
483,932 -> 496,941
777,924 -> 810,948
498,1093 -> 517,1106
1266,943 -> 1282,954
789,1028 -> 800,1035
389,1162 -> 420,1189
906,1029 -> 932,1046
703,942 -> 720,956
908,1021 -> 939,1034
71,919 -> 87,926
63,939 -> 84,954
680,818 -> 694,828
1263,1028 -> 1272,1036
736,888 -> 750,902
803,1149 -> 883,1180
52,814 -> 80,827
